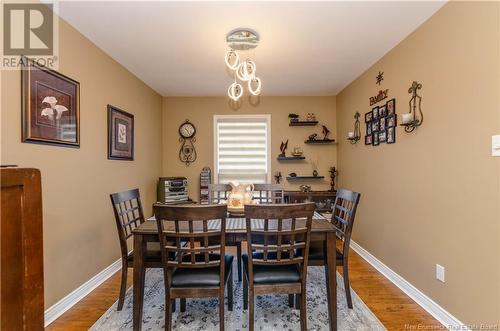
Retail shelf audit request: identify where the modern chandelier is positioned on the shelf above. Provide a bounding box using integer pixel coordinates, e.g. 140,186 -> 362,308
225,28 -> 262,101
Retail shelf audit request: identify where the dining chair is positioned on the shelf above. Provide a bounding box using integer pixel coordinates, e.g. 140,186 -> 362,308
154,204 -> 233,331
242,203 -> 316,331
110,189 -> 164,311
305,188 -> 361,309
207,183 -> 245,282
252,183 -> 284,204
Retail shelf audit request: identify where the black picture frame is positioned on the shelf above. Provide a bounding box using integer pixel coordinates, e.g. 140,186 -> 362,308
386,114 -> 397,127
387,127 -> 396,144
365,135 -> 373,145
386,98 -> 396,115
371,120 -> 379,132
380,117 -> 386,131
365,111 -> 373,122
373,132 -> 380,146
366,123 -> 372,135
372,106 -> 379,119
379,130 -> 387,143
107,105 -> 134,160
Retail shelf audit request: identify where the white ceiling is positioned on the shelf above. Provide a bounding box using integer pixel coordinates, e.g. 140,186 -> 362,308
57,1 -> 445,96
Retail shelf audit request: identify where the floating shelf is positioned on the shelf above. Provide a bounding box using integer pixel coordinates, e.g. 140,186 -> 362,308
289,121 -> 318,126
287,176 -> 325,180
304,139 -> 336,144
277,156 -> 306,161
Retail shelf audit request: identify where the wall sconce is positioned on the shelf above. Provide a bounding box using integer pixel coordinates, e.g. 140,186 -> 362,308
400,81 -> 423,133
347,112 -> 361,144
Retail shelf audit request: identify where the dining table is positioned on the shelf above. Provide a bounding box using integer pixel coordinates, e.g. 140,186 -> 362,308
131,210 -> 338,331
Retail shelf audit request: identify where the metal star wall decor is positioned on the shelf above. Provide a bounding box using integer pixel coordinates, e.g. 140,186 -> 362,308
376,71 -> 384,85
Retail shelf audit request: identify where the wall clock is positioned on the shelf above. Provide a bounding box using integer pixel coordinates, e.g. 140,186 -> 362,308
178,119 -> 197,166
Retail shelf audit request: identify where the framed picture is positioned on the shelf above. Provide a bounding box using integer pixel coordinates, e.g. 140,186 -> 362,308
387,127 -> 396,144
21,56 -> 80,147
386,114 -> 397,127
373,132 -> 380,146
108,105 -> 134,160
371,120 -> 379,132
379,105 -> 387,117
372,106 -> 379,119
380,117 -> 386,131
365,135 -> 373,145
387,98 -> 396,115
364,111 -> 373,122
379,130 -> 387,143
366,123 -> 372,135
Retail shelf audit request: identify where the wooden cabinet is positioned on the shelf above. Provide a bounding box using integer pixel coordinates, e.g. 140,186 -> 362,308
284,190 -> 336,213
1,168 -> 44,331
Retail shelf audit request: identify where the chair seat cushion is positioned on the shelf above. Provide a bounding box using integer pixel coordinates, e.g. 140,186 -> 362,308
242,252 -> 300,284
171,254 -> 233,288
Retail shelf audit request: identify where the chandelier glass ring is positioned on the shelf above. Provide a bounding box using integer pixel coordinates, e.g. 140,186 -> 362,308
228,81 -> 243,101
248,77 -> 262,96
224,50 -> 239,70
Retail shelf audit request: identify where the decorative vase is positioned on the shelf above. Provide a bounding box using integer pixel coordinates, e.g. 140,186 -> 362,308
227,182 -> 254,216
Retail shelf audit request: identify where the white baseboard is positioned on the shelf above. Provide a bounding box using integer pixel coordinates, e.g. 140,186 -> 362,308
44,258 -> 122,327
349,240 -> 468,331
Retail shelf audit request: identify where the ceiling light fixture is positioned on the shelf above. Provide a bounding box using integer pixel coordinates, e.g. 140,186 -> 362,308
225,28 -> 261,101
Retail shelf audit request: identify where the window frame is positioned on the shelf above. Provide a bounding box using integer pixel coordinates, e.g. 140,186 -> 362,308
213,114 -> 272,185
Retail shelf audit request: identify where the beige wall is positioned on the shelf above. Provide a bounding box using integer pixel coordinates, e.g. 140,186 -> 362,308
162,97 -> 337,200
336,2 -> 499,326
0,19 -> 163,306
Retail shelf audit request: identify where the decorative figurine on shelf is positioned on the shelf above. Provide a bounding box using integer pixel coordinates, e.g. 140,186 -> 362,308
308,133 -> 318,141
322,125 -> 331,140
279,139 -> 289,157
274,171 -> 282,184
329,166 -> 337,192
288,113 -> 299,123
307,113 -> 316,121
299,184 -> 311,193
311,158 -> 318,177
289,172 -> 297,177
292,146 -> 303,157
312,170 -> 318,177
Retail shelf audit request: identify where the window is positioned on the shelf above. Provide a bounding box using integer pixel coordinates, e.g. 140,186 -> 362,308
214,115 -> 271,185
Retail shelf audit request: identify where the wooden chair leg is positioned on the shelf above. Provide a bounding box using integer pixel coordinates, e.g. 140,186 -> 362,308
219,290 -> 225,331
248,285 -> 254,331
236,242 -> 242,281
300,287 -> 307,331
165,292 -> 172,331
243,272 -> 248,310
288,294 -> 294,308
117,260 -> 127,311
180,298 -> 186,312
295,293 -> 301,310
171,299 -> 176,312
343,260 -> 353,309
227,267 -> 233,311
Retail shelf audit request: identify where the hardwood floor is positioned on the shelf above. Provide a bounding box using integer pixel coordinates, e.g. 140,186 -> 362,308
46,246 -> 441,331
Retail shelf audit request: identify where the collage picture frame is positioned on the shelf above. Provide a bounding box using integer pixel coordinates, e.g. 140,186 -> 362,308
365,98 -> 397,146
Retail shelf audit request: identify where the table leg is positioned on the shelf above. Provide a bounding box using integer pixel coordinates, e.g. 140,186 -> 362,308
133,233 -> 146,331
326,232 -> 337,331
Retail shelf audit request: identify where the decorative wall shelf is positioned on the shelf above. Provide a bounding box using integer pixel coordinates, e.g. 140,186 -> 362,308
277,156 -> 306,161
286,176 -> 325,180
289,121 -> 318,126
304,139 -> 336,144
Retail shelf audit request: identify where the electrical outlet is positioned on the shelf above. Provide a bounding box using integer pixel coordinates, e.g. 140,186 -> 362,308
436,264 -> 445,283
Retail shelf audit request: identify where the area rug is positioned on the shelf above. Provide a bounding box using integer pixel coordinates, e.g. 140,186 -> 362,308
90,262 -> 386,331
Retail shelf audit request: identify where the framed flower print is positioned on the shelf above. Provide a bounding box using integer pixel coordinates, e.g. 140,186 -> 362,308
108,105 -> 134,160
21,56 -> 80,147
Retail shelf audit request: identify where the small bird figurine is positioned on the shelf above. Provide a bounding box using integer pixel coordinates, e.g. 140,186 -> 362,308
322,125 -> 331,140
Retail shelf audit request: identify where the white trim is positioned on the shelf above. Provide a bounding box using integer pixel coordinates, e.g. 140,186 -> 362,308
44,258 -> 122,327
213,114 -> 272,184
349,240 -> 468,331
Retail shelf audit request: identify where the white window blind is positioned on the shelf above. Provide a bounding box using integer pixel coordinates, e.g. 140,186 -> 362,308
214,115 -> 271,185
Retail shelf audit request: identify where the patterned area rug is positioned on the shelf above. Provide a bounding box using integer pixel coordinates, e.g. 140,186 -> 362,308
91,262 -> 386,331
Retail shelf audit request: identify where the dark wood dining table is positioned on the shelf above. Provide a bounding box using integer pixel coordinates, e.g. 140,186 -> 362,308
132,212 -> 337,331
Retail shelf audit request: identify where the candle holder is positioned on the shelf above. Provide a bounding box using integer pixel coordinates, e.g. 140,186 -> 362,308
400,81 -> 423,133
347,112 -> 361,144
329,166 -> 337,192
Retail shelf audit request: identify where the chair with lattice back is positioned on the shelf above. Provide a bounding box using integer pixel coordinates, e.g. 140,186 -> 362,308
252,184 -> 284,204
110,189 -> 164,311
154,204 -> 233,331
